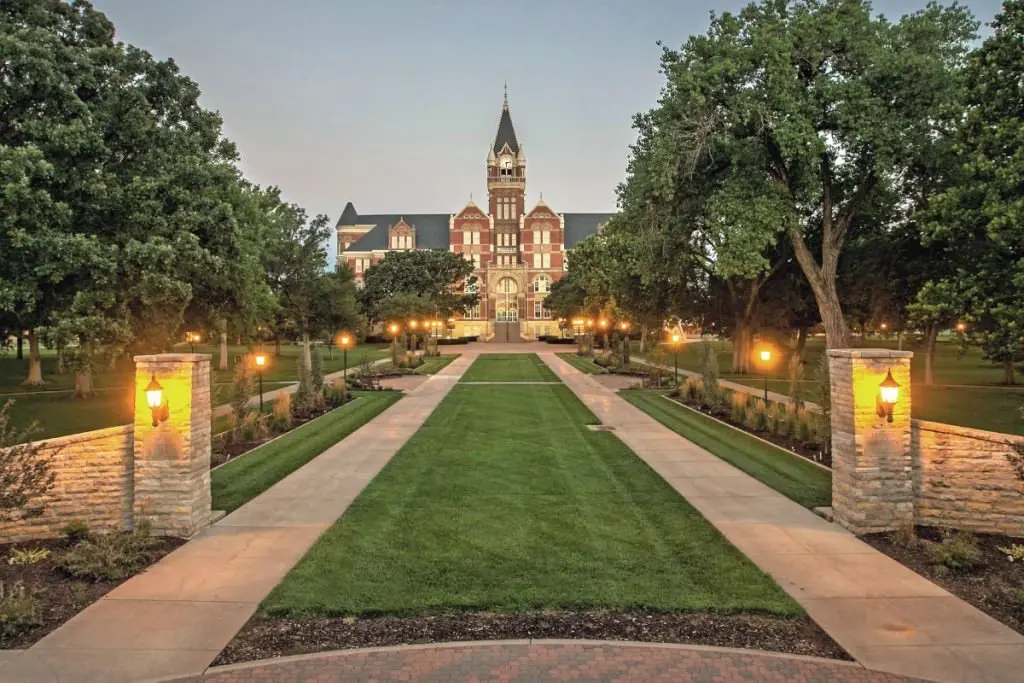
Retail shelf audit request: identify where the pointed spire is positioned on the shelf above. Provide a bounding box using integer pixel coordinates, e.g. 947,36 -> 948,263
493,84 -> 520,154
503,80 -> 509,111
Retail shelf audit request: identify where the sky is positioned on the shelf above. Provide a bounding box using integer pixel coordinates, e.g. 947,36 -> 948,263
91,0 -> 1005,258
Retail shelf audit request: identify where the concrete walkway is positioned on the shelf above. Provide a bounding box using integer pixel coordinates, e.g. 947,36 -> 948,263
540,353 -> 1024,683
2,355 -> 478,683
163,640 -> 922,683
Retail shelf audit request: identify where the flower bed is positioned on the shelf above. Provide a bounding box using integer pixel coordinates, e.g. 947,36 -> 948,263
0,525 -> 183,648
667,376 -> 831,467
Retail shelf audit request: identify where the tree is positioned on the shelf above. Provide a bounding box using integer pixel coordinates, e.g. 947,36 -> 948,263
358,251 -> 478,323
650,0 -> 975,348
926,0 -> 1024,385
311,266 -> 363,357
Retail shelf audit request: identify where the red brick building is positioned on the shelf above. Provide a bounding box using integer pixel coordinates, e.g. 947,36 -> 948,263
337,89 -> 612,341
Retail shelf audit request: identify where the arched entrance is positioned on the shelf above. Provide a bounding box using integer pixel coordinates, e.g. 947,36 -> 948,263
494,277 -> 520,342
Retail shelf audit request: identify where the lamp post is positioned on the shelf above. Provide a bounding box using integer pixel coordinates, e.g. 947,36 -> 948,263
388,323 -> 401,363
338,333 -> 353,404
145,373 -> 166,427
619,321 -> 632,366
598,318 -> 609,351
254,352 -> 267,412
408,319 -> 419,352
186,331 -> 200,354
758,348 -> 772,402
669,333 -> 682,389
585,318 -> 594,354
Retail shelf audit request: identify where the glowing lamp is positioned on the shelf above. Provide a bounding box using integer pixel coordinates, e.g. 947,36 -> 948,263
598,319 -> 608,329
585,319 -> 594,328
956,322 -> 966,333
670,333 -> 681,345
254,353 -> 267,368
619,321 -> 631,332
409,320 -> 419,330
338,334 -> 353,350
388,323 -> 400,335
877,369 -> 901,423
144,373 -> 168,427
880,323 -> 888,331
760,349 -> 771,363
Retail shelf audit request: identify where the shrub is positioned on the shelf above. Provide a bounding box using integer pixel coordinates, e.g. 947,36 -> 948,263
238,411 -> 269,442
57,520 -> 160,581
293,358 -> 315,413
730,391 -> 749,423
61,520 -> 90,545
682,376 -> 704,403
0,401 -> 57,521
892,521 -> 919,548
230,358 -> 254,421
310,347 -> 325,394
7,547 -> 50,566
324,379 -> 348,407
796,411 -> 814,443
926,531 -> 982,573
271,393 -> 293,433
0,581 -> 40,639
997,543 -> 1024,563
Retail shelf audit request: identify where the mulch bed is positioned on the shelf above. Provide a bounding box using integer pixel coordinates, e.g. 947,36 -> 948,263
211,404 -> 338,467
214,611 -> 850,665
666,395 -> 832,467
0,535 -> 184,649
863,526 -> 1024,635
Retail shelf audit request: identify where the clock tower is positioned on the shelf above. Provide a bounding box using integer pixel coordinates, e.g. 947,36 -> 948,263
487,85 -> 526,266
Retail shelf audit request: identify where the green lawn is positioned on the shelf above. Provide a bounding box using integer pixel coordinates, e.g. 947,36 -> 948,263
211,391 -> 402,513
621,391 -> 832,510
459,354 -> 559,383
414,354 -> 458,374
260,373 -> 798,618
556,353 -> 608,374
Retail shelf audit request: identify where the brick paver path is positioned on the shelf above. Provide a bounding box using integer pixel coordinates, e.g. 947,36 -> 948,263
540,353 -> 1024,683
1,355 -> 478,683
166,641 -> 922,683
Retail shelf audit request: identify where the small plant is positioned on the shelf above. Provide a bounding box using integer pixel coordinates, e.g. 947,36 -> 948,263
0,580 -> 40,638
271,393 -> 293,432
682,376 -> 704,402
0,401 -> 57,521
61,520 -> 90,545
238,411 -> 269,442
230,358 -> 254,421
997,543 -> 1024,563
729,391 -> 749,423
926,531 -> 982,573
892,521 -> 919,548
293,359 -> 315,413
57,520 -> 160,581
7,547 -> 50,566
310,346 -> 325,394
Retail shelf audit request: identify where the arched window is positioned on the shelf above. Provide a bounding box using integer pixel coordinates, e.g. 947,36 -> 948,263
497,277 -> 518,294
533,274 -> 551,293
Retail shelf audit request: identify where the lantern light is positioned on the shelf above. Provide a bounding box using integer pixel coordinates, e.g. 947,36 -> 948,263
598,319 -> 609,329
144,373 -> 167,427
338,334 -> 353,350
956,322 -> 967,333
670,333 -> 681,345
410,320 -> 419,329
760,349 -> 771,363
877,369 -> 901,423
388,323 -> 400,335
619,321 -> 631,332
254,353 -> 267,368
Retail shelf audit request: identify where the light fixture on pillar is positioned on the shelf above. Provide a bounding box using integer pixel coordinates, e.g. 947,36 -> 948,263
877,369 -> 901,423
145,373 -> 168,427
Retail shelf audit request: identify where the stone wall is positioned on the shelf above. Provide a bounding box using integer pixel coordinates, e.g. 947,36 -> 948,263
0,425 -> 134,543
912,419 -> 1024,536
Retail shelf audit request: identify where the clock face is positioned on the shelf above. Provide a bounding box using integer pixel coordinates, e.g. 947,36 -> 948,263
501,155 -> 513,169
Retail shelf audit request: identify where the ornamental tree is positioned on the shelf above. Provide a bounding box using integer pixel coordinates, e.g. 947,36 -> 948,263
358,250 -> 478,323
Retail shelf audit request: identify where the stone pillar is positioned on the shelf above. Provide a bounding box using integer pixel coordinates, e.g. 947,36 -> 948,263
133,354 -> 212,537
828,349 -> 914,535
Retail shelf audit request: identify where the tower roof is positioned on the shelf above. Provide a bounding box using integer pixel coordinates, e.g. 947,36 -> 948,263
492,84 -> 520,155
337,201 -> 359,227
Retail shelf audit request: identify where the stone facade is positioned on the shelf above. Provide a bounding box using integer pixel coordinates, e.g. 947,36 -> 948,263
913,419 -> 1024,536
133,354 -> 213,538
828,349 -> 915,535
0,425 -> 134,543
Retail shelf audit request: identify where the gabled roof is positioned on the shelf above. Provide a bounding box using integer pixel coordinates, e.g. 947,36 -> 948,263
563,213 -> 615,248
346,213 -> 451,251
336,202 -> 359,227
492,87 -> 519,155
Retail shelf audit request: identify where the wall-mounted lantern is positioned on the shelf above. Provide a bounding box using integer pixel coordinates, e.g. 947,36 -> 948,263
145,373 -> 169,427
877,369 -> 901,423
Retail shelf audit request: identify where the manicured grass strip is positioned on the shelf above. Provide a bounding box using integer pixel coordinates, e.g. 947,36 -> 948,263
211,391 -> 402,513
261,384 -> 799,618
459,354 -> 559,382
621,391 -> 831,509
415,355 -> 458,375
556,353 -> 608,374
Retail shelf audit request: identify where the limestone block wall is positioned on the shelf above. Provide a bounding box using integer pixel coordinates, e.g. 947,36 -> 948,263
912,419 -> 1024,536
0,425 -> 134,543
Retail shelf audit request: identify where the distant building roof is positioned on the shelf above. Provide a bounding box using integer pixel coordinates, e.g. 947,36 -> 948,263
564,213 -> 615,248
336,202 -> 359,227
346,214 -> 451,251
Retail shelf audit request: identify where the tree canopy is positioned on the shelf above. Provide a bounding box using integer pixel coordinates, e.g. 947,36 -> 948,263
358,250 -> 478,323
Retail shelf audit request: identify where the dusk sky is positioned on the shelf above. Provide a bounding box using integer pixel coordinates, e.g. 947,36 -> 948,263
92,0 -> 1005,259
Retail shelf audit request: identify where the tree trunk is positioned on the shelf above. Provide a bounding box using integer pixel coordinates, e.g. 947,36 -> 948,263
301,332 -> 312,371
74,370 -> 94,398
22,331 -> 43,386
639,325 -> 648,353
56,343 -> 65,374
732,322 -> 753,375
924,326 -> 939,386
788,227 -> 852,349
1005,359 -> 1017,386
16,333 -> 23,360
219,327 -> 229,371
274,333 -> 282,357
788,326 -> 808,397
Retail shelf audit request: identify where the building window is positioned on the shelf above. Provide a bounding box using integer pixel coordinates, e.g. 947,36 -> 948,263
354,257 -> 370,274
542,230 -> 551,245
465,280 -> 479,294
534,275 -> 551,293
510,233 -> 517,246
473,231 -> 480,244
463,231 -> 471,245
532,253 -> 541,268
472,253 -> 482,269
466,304 -> 481,319
542,253 -> 551,269
533,231 -> 540,244
533,300 -> 552,320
